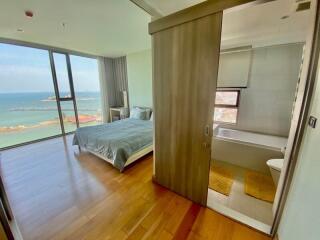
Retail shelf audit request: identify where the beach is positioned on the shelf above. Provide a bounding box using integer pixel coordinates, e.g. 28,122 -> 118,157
0,92 -> 102,148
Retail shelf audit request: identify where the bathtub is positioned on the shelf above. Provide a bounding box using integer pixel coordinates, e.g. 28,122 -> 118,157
212,127 -> 287,174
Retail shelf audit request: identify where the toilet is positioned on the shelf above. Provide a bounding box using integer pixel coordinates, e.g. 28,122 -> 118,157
267,158 -> 284,186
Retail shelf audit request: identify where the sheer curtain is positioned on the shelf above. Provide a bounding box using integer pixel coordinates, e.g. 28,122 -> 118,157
98,56 -> 129,122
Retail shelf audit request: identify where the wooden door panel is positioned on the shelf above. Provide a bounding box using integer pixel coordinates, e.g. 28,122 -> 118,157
152,13 -> 222,205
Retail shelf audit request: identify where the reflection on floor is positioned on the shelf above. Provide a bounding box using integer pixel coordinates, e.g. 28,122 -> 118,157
0,136 -> 271,240
208,161 -> 274,227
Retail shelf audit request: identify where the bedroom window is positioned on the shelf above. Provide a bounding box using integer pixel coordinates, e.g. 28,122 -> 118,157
214,90 -> 240,124
0,43 -> 62,149
70,55 -> 102,127
0,42 -> 102,149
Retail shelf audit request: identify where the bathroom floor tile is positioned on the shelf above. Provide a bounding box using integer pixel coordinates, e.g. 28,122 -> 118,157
208,161 -> 274,225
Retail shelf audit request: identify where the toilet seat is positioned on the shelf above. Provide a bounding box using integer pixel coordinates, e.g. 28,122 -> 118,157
267,158 -> 283,171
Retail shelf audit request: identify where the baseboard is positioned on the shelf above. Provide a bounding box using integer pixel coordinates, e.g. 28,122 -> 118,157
152,174 -> 157,183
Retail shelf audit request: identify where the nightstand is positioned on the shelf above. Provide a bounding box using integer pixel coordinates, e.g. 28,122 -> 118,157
109,107 -> 129,122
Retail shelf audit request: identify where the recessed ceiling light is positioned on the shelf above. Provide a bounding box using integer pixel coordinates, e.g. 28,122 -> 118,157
17,28 -> 24,32
25,10 -> 33,18
281,15 -> 289,20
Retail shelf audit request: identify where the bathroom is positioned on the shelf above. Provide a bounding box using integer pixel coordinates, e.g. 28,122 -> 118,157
207,0 -> 312,233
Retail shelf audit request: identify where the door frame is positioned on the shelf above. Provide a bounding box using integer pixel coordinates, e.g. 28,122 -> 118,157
271,0 -> 320,236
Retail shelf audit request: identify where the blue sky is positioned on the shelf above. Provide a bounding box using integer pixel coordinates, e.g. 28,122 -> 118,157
0,43 -> 100,93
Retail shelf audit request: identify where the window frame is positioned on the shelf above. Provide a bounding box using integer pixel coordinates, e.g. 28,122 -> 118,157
0,40 -> 101,150
214,89 -> 240,124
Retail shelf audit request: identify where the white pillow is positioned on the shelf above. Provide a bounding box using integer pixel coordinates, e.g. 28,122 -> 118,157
132,107 -> 152,120
130,108 -> 146,120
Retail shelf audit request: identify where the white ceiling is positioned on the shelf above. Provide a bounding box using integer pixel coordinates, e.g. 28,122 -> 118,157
221,0 -> 312,49
0,0 -> 313,57
0,0 -> 151,57
145,0 -> 313,48
144,0 -> 205,16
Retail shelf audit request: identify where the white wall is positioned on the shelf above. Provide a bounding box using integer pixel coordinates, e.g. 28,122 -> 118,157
212,138 -> 282,173
127,49 -> 152,108
277,53 -> 320,240
230,44 -> 303,137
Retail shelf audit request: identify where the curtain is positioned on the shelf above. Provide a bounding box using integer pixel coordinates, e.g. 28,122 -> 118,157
113,56 -> 129,107
98,56 -> 129,122
98,57 -> 112,122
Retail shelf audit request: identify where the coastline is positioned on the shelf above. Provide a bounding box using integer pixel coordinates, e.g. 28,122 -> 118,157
0,92 -> 102,148
0,114 -> 102,133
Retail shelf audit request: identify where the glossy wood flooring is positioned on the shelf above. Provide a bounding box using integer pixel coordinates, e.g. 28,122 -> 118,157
0,136 -> 271,240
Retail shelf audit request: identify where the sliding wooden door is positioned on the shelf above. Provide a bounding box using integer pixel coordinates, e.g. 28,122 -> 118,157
151,13 -> 222,205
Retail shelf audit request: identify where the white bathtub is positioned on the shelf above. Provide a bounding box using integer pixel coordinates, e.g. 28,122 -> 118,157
212,127 -> 287,173
215,128 -> 287,152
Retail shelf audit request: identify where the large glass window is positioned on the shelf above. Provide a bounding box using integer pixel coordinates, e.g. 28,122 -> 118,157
53,53 -> 72,97
0,43 -> 102,149
214,90 -> 240,124
0,43 -> 61,148
70,55 -> 102,127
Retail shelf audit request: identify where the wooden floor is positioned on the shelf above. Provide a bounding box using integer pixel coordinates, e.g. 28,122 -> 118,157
0,136 -> 271,240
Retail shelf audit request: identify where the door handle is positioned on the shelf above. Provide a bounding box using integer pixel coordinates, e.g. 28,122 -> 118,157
204,125 -> 210,136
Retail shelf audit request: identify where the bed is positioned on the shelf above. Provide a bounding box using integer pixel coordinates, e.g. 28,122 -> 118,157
73,118 -> 153,172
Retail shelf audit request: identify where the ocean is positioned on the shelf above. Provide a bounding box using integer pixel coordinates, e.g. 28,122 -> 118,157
0,92 -> 102,148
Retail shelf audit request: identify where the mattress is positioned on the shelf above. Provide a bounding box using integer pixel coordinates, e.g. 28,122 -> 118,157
73,118 -> 153,171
